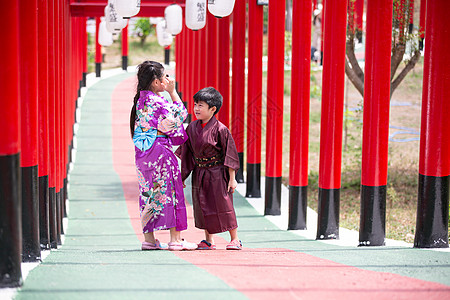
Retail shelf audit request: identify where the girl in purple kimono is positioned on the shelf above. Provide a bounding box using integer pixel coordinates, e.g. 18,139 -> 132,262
130,61 -> 197,251
176,87 -> 242,250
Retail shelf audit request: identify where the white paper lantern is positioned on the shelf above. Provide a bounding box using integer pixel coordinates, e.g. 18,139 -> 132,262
185,0 -> 207,30
208,0 -> 235,18
165,4 -> 183,36
115,0 -> 140,19
99,19 -> 114,46
149,17 -> 164,25
105,2 -> 124,33
156,20 -> 173,47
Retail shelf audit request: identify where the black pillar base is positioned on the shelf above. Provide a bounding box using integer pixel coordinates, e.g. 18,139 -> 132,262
21,165 -> 41,262
419,38 -> 424,51
56,191 -> 62,245
288,185 -> 307,230
359,185 -> 386,246
39,175 -> 50,250
49,187 -> 58,249
236,153 -> 244,183
164,48 -> 170,65
78,80 -> 82,98
95,62 -> 101,77
316,188 -> 340,240
408,23 -> 414,34
82,72 -> 87,87
246,163 -> 261,198
63,178 -> 68,218
414,174 -> 449,248
0,153 -> 23,288
265,176 -> 281,215
69,141 -> 73,165
122,55 -> 128,71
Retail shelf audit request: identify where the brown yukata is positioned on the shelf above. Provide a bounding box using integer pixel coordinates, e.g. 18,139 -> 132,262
175,116 -> 240,234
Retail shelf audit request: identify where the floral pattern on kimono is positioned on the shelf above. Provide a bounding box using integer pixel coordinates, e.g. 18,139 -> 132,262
134,90 -> 188,233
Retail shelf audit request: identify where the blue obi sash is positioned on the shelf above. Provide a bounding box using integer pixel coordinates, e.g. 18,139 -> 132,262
133,127 -> 158,151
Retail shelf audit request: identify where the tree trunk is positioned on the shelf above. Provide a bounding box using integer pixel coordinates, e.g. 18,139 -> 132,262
391,49 -> 421,97
140,35 -> 147,47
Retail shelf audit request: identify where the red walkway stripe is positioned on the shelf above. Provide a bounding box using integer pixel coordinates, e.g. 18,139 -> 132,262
111,76 -> 450,300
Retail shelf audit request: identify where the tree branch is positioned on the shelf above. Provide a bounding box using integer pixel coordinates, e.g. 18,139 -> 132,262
390,50 -> 421,98
391,43 -> 406,80
345,58 -> 364,97
346,39 -> 365,80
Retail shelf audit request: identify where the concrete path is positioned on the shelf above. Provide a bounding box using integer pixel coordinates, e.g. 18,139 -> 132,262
12,72 -> 450,300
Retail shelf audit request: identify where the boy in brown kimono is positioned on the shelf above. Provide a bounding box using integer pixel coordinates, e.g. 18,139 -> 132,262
176,87 -> 242,250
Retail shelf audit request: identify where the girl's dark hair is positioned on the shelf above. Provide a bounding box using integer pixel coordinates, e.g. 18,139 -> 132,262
130,61 -> 164,137
193,87 -> 223,115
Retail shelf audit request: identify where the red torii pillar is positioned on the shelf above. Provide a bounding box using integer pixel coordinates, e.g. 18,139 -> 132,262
82,17 -> 88,87
359,0 -> 393,247
206,13 -> 218,89
265,0 -> 285,215
38,0 -> 51,250
188,28 -> 195,120
122,22 -> 129,71
200,26 -> 208,89
48,0 -> 58,249
320,0 -> 325,65
414,0 -> 450,249
419,0 -> 426,50
178,25 -> 187,120
0,0 -> 22,288
316,0 -> 347,239
196,27 -> 204,92
408,0 -> 414,33
54,0 -> 62,245
95,17 -> 102,77
56,0 -> 64,244
355,0 -> 364,43
289,0 -> 311,230
62,0 -> 70,223
192,29 -> 199,108
217,16 -> 230,128
246,0 -> 263,198
19,0 -> 41,262
231,0 -> 246,183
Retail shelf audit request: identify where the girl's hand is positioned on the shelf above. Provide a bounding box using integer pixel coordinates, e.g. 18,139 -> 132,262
164,75 -> 175,94
158,118 -> 176,133
182,181 -> 186,188
228,179 -> 238,193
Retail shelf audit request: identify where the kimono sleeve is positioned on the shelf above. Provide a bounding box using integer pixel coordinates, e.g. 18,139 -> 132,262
165,101 -> 188,145
170,101 -> 188,124
135,94 -> 159,131
175,129 -> 196,181
219,127 -> 240,170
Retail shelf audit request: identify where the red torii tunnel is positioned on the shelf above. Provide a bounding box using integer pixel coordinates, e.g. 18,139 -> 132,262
1,0 -> 449,288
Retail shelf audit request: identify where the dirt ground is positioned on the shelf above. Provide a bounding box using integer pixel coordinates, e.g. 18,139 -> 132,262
282,60 -> 425,243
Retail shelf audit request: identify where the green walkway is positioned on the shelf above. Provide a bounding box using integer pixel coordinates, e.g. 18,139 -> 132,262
14,73 -> 450,300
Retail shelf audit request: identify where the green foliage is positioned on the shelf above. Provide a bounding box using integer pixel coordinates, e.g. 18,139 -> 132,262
285,30 -> 292,61
87,32 -> 95,73
134,18 -> 154,47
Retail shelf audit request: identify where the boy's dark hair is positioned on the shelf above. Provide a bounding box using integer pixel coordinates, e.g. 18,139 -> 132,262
193,87 -> 223,115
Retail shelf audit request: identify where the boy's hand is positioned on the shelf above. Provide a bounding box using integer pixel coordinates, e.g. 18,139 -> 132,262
228,179 -> 238,193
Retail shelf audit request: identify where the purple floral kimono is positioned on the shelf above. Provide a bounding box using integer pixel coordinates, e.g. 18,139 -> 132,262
134,90 -> 188,233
